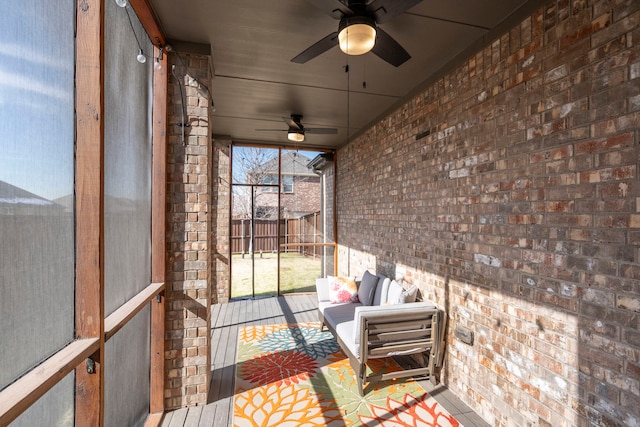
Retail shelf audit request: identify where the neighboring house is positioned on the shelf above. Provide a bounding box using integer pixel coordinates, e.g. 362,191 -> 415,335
241,151 -> 320,219
0,180 -> 66,216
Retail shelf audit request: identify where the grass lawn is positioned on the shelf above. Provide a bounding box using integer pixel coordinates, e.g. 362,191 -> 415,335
231,252 -> 321,299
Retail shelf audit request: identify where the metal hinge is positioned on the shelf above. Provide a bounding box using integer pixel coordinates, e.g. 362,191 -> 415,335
86,357 -> 96,374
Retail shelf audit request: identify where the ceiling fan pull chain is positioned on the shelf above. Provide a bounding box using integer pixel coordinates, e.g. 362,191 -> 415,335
362,55 -> 367,89
346,54 -> 350,145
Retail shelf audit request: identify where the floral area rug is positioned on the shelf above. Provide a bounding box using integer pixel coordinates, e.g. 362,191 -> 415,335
233,322 -> 461,427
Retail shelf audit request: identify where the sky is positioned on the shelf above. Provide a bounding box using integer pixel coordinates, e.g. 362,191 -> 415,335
0,3 -> 318,202
0,1 -> 75,201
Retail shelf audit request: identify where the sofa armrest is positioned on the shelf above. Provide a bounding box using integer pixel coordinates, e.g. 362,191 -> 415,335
353,301 -> 438,344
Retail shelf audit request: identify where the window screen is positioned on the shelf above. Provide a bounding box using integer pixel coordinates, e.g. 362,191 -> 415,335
103,0 -> 153,425
104,0 -> 153,316
0,2 -> 75,415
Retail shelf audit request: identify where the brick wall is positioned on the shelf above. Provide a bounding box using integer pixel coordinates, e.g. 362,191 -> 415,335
337,1 -> 639,425
255,175 -> 321,218
165,52 -> 212,409
213,138 -> 231,304
322,159 -> 336,277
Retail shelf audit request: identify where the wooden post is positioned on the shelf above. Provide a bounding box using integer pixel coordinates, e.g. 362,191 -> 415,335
149,44 -> 167,417
75,0 -> 105,425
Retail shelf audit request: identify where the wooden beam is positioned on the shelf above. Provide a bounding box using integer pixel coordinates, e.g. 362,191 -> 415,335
150,44 -> 168,415
75,0 -> 105,425
228,144 -> 234,298
104,282 -> 165,341
277,150 -> 282,295
279,243 -> 336,248
128,0 -> 166,47
0,339 -> 99,426
143,412 -> 165,427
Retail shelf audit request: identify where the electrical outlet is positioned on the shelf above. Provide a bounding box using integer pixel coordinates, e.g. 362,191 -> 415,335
455,326 -> 474,345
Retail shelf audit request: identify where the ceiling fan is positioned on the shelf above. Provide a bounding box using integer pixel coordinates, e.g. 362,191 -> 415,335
256,114 -> 338,142
291,0 -> 422,67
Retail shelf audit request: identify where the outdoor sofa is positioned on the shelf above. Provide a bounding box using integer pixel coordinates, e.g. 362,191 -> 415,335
316,271 -> 446,395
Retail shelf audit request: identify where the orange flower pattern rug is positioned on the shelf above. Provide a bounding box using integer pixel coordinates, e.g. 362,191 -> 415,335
233,322 -> 461,427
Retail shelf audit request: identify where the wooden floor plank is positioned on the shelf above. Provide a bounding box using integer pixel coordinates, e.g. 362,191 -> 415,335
197,403 -> 216,426
288,295 -> 306,323
249,299 -> 260,324
263,297 -> 277,323
287,295 -> 306,323
182,406 -> 202,427
213,299 -> 241,427
247,298 -> 259,326
254,298 -> 266,325
159,411 -> 173,427
210,303 -> 222,328
167,407 -> 188,427
303,294 -> 319,322
237,299 -> 246,326
208,302 -> 231,403
241,299 -> 251,325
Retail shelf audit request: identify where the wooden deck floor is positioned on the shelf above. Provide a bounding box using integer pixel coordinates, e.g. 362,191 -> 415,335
159,295 -> 489,427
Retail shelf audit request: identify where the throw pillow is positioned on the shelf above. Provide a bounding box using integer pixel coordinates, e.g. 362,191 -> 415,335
374,274 -> 391,305
328,276 -> 358,304
386,280 -> 404,305
357,270 -> 379,306
400,284 -> 418,303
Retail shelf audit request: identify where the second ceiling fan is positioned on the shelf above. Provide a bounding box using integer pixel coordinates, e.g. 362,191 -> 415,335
291,0 -> 422,67
257,114 -> 338,142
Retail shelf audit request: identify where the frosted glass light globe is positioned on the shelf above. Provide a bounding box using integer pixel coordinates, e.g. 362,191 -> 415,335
137,49 -> 146,64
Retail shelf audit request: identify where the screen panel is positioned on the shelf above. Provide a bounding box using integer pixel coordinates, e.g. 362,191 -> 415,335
9,373 -> 75,427
104,0 -> 153,316
0,0 -> 75,394
103,1 -> 153,425
104,306 -> 151,427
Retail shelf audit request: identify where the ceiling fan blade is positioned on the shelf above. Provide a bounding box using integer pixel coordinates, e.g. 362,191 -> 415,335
255,128 -> 287,132
305,128 -> 338,134
371,27 -> 411,67
302,0 -> 353,19
282,116 -> 303,130
367,0 -> 422,24
291,32 -> 339,64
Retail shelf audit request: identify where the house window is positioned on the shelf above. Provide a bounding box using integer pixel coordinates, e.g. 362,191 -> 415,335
283,176 -> 293,193
262,175 -> 278,192
261,175 -> 292,193
262,175 -> 277,185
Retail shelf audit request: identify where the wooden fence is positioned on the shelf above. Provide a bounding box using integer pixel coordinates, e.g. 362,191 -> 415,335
231,212 -> 323,257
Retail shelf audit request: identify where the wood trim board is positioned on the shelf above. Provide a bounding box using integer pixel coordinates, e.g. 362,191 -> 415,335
150,43 -> 168,415
74,0 -> 106,425
104,282 -> 165,341
0,339 -> 100,426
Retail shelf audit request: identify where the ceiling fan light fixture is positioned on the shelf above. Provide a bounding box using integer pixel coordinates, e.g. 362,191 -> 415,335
287,130 -> 305,142
338,16 -> 376,56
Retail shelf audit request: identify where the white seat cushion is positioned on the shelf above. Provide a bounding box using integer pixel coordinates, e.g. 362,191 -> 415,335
319,301 -> 361,332
335,319 -> 359,358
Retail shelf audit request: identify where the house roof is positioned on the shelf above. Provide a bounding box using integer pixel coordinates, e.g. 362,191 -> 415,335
0,180 -> 66,215
250,152 -> 317,177
0,180 -> 57,208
